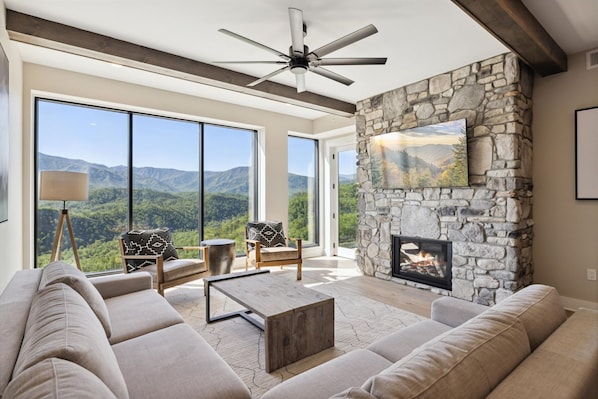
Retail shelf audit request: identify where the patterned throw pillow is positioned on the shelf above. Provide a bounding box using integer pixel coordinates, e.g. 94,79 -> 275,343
246,221 -> 286,248
121,228 -> 179,272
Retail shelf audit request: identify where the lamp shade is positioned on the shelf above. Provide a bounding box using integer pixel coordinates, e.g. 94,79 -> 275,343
39,171 -> 89,201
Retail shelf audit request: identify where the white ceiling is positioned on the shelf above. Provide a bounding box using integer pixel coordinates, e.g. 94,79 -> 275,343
5,0 -> 598,120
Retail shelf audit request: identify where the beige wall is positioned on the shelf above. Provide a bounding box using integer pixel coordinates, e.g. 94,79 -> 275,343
0,1 -> 24,293
533,51 -> 598,307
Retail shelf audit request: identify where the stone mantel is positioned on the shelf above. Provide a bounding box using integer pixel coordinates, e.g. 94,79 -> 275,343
355,53 -> 534,305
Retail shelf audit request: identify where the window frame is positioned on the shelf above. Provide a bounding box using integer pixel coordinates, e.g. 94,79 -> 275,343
34,97 -> 258,272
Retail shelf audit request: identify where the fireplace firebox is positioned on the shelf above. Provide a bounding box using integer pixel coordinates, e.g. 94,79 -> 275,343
392,236 -> 452,290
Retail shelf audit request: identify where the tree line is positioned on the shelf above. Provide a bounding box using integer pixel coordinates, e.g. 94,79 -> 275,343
37,185 -> 358,272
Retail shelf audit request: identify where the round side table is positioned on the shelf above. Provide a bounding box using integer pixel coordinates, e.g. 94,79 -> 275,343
200,238 -> 236,276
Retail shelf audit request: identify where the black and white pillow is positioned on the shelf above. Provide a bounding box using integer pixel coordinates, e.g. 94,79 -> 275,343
246,221 -> 286,248
121,228 -> 179,272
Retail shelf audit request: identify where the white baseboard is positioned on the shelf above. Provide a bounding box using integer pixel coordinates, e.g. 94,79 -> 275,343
560,295 -> 598,312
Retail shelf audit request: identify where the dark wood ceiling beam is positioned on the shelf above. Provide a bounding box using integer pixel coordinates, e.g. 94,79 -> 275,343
451,0 -> 567,76
6,10 -> 356,117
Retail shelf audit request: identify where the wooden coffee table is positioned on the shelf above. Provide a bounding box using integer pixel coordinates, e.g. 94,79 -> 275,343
205,270 -> 334,372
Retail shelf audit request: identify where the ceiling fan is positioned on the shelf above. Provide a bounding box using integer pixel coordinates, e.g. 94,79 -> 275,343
215,8 -> 387,93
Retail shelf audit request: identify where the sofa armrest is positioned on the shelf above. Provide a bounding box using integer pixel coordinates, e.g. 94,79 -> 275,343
431,296 -> 489,327
90,272 -> 152,299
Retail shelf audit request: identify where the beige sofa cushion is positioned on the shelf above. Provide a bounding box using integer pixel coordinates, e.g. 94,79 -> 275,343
492,284 -> 566,350
112,323 -> 251,399
13,283 -> 128,399
39,261 -> 112,338
366,320 -> 452,363
487,308 -> 598,399
0,269 -> 43,396
362,310 -> 530,399
4,358 -> 117,399
104,289 -> 184,344
262,349 -> 392,399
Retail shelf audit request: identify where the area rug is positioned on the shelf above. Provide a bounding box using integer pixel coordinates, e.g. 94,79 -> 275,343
166,275 -> 426,398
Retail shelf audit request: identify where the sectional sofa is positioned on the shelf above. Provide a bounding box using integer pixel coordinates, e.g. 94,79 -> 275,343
2,261 -> 597,399
0,261 -> 251,399
262,284 -> 598,399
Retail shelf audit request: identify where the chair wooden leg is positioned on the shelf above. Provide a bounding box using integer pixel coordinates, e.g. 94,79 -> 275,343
297,262 -> 302,280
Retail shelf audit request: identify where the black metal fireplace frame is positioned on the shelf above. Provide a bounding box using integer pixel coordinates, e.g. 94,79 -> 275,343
392,235 -> 452,290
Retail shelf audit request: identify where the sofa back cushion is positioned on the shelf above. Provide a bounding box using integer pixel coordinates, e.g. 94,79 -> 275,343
362,310 -> 530,399
13,283 -> 129,399
4,358 -> 117,399
39,261 -> 112,338
492,284 -> 566,350
0,269 -> 43,397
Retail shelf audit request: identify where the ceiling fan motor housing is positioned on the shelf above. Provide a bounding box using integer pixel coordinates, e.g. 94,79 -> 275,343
290,45 -> 309,74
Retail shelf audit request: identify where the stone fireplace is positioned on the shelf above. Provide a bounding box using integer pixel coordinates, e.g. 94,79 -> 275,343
355,53 -> 534,305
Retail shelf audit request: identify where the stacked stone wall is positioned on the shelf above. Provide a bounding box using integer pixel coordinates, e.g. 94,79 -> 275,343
355,53 -> 534,304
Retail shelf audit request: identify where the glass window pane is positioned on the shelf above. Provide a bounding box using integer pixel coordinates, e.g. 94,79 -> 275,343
288,136 -> 318,246
131,114 -> 200,247
36,100 -> 128,272
338,149 -> 357,249
203,124 -> 256,254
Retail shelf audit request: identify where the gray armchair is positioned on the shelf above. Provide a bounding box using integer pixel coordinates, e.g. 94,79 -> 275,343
244,221 -> 302,280
118,228 -> 210,296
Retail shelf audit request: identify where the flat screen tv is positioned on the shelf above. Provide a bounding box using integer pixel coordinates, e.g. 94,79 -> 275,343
369,119 -> 468,189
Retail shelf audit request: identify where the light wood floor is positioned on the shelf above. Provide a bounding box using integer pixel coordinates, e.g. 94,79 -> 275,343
233,255 -> 442,318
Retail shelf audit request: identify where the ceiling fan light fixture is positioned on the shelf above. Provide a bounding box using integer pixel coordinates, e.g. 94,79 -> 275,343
291,65 -> 308,75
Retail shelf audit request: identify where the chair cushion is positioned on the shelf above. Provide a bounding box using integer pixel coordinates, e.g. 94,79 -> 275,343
13,283 -> 129,399
141,258 -> 207,282
121,228 -> 179,272
39,261 -> 112,338
247,221 -> 286,247
4,358 -> 118,399
248,247 -> 299,263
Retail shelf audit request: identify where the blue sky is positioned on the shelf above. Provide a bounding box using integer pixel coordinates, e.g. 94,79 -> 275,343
38,100 -> 321,174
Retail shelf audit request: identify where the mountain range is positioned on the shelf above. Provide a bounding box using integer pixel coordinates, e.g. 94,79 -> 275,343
39,153 -> 312,195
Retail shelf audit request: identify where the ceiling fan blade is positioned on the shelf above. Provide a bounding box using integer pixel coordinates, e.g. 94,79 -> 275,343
311,67 -> 354,86
247,65 -> 290,87
219,28 -> 290,60
315,57 -> 387,66
289,8 -> 305,56
213,61 -> 288,64
310,24 -> 379,58
295,74 -> 306,93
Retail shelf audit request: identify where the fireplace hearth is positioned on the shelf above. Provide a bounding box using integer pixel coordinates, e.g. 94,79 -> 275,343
392,236 -> 452,291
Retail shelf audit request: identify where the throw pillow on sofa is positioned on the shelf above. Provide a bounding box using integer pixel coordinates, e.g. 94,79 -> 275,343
4,358 -> 117,399
13,283 -> 129,399
38,261 -> 112,338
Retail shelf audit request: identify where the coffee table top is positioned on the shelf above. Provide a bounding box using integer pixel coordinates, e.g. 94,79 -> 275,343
210,272 -> 333,319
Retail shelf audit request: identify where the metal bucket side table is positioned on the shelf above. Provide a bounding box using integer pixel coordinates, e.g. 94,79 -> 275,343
200,238 -> 236,276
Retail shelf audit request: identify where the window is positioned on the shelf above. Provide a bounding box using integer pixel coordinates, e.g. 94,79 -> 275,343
288,136 -> 318,246
203,124 -> 258,254
35,98 -> 257,272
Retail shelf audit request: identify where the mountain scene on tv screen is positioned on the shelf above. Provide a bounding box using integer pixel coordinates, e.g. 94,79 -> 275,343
36,153 -> 339,272
370,119 -> 468,189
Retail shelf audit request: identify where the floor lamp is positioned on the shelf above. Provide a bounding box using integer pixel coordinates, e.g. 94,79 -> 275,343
39,171 -> 89,271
